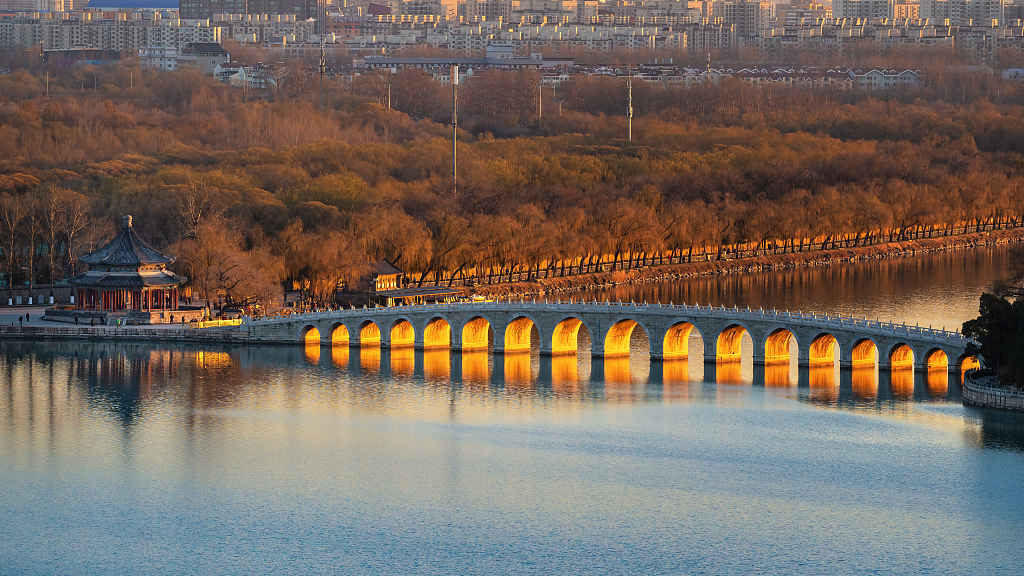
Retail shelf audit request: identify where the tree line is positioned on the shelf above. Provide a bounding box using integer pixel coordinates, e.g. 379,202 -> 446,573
1,55 -> 1024,305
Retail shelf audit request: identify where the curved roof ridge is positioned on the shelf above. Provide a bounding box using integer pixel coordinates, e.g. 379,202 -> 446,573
79,215 -> 177,267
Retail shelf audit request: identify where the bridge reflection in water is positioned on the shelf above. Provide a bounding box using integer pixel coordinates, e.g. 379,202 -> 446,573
298,326 -> 962,407
0,340 -> 968,460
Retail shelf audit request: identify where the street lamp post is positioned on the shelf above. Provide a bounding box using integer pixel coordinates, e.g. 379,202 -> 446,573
451,63 -> 458,196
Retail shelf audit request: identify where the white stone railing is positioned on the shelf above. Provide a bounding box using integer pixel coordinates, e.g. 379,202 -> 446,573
962,370 -> 1024,411
247,299 -> 968,344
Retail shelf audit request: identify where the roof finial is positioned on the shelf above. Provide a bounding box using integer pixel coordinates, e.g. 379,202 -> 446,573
123,215 -> 132,228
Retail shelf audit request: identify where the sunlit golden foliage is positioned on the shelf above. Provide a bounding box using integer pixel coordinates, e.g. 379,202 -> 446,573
1,62 -> 1024,301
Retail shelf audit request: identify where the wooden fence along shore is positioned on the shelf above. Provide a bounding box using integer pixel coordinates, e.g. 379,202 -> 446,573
962,370 -> 1024,412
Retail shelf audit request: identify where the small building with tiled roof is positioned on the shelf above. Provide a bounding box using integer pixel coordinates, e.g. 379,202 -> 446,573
68,215 -> 187,323
337,259 -> 463,307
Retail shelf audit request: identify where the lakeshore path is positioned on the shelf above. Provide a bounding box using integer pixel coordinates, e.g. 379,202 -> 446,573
0,306 -> 191,333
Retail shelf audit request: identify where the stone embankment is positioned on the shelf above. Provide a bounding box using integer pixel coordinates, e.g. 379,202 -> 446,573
962,369 -> 1024,412
469,228 -> 1024,300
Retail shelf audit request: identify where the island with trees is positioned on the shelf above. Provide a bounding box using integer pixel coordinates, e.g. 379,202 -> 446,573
962,248 -> 1024,411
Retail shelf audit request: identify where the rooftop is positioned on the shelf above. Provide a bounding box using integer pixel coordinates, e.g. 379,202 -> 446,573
79,215 -> 177,267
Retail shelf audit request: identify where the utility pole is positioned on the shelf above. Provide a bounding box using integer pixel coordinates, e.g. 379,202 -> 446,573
538,81 -> 542,121
319,34 -> 326,114
451,63 -> 458,196
627,66 -> 633,142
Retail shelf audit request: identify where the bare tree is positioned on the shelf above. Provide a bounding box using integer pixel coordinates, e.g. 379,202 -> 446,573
0,193 -> 24,301
61,189 -> 90,277
175,175 -> 230,240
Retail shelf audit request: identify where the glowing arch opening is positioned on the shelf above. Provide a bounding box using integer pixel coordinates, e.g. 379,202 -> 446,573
851,339 -> 878,367
424,318 -> 451,349
959,355 -> 981,378
462,317 -> 493,351
551,317 -> 587,356
809,333 -> 839,366
716,324 -> 748,362
663,321 -> 695,359
359,321 -> 381,347
504,316 -> 537,353
764,328 -> 795,365
390,319 -> 415,348
301,325 -> 321,345
605,319 -> 643,358
889,343 -> 914,368
925,349 -> 948,372
330,324 -> 349,346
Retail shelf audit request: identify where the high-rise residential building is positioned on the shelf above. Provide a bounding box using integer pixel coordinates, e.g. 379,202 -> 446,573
776,2 -> 832,25
179,0 -> 317,20
1006,0 -> 1024,22
893,0 -> 919,18
464,0 -> 515,20
832,0 -> 895,19
709,0 -> 771,36
919,0 -> 1003,24
0,0 -> 63,11
391,0 -> 459,18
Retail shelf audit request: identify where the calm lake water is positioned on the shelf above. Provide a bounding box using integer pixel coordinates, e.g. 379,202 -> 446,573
2,245 -> 1024,576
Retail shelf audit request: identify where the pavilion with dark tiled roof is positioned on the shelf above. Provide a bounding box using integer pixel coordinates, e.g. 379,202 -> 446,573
69,215 -> 186,321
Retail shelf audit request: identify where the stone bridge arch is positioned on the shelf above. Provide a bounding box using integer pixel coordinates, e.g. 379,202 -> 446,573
763,326 -> 799,365
847,337 -> 878,368
502,314 -> 541,354
659,319 -> 704,360
809,332 -> 841,367
299,324 -> 320,345
388,316 -> 416,348
716,322 -> 753,363
355,319 -> 381,347
327,321 -> 350,346
460,315 -> 494,351
887,342 -> 915,370
545,315 -> 593,357
423,315 -> 452,349
956,352 -> 981,377
924,347 -> 950,371
602,316 -> 651,358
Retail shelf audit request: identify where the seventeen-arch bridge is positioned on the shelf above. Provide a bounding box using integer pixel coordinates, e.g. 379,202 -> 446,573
243,300 -> 976,373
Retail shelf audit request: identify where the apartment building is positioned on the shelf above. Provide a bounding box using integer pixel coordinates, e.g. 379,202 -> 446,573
918,0 -> 1003,25
0,11 -> 221,50
832,0 -> 895,19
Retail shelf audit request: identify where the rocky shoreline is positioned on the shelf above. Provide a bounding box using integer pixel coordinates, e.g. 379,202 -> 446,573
467,228 -> 1024,300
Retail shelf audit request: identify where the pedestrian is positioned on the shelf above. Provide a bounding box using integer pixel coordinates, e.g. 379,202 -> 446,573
18,316 -> 22,327
90,317 -> 94,326
25,312 -> 29,322
74,315 -> 78,325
